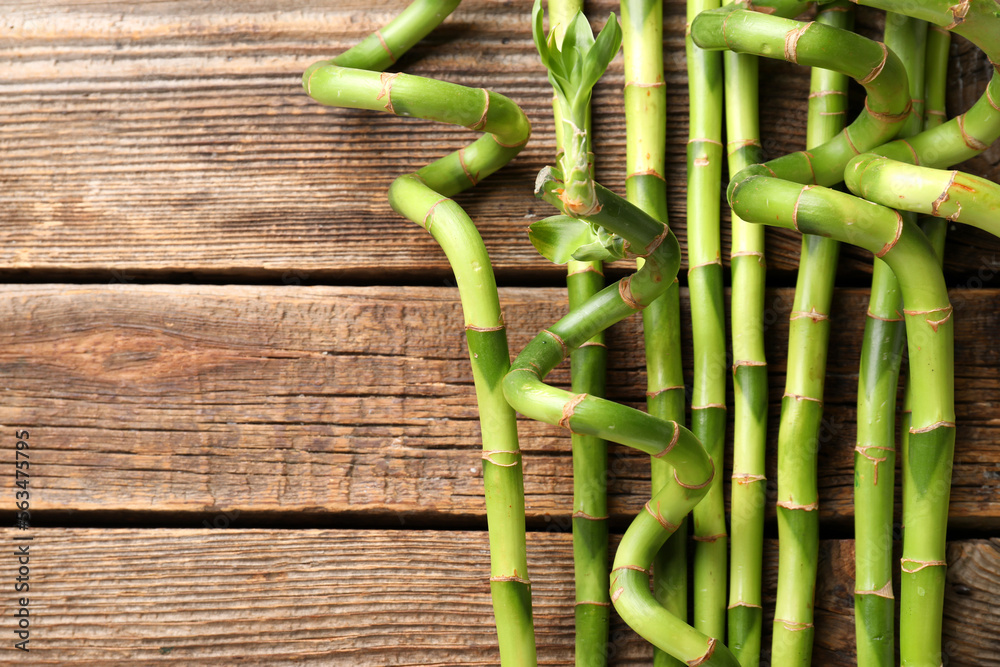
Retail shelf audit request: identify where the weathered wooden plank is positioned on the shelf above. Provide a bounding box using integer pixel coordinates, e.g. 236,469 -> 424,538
1,1 -> 997,281
1,527 -> 995,665
2,283 -> 998,527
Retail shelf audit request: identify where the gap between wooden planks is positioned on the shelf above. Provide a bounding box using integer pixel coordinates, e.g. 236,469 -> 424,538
1,283 -> 998,528
1,527 -> 997,666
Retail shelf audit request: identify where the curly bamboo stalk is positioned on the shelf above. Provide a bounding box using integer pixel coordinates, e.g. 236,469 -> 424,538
853,13 -> 928,667
730,173 -> 955,667
685,0 -> 728,643
542,2 -> 612,662
620,4 -> 690,665
769,6 -> 853,665
691,7 -> 911,186
506,175 -> 739,666
303,62 -> 537,666
723,42 -> 767,667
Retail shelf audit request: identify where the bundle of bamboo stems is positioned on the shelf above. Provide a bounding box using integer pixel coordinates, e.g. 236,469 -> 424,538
302,1 -> 999,665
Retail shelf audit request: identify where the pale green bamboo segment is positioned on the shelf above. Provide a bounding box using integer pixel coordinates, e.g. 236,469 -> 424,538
621,3 -> 689,664
724,50 -> 767,666
691,7 -> 912,188
730,175 -> 955,667
846,155 -> 1000,231
686,0 -> 727,642
854,15 -> 927,667
544,0 -> 611,661
304,60 -> 537,666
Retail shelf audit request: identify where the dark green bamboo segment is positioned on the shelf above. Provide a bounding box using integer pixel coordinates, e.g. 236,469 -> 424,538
730,175 -> 955,667
724,47 -> 767,667
692,7 -> 911,187
329,0 -> 462,72
687,0 -> 727,642
305,60 -> 537,665
854,15 -> 926,666
621,2 -> 689,663
846,154 -> 1000,231
770,8 -> 850,664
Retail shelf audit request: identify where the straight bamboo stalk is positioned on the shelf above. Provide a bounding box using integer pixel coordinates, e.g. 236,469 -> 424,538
731,174 -> 956,667
686,0 -> 727,641
723,45 -> 767,667
304,62 -> 537,666
620,4 -> 689,665
770,6 -> 853,666
854,14 -> 928,667
543,2 -> 611,663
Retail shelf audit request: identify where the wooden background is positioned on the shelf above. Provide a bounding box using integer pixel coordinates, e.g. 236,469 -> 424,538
1,1 -> 999,664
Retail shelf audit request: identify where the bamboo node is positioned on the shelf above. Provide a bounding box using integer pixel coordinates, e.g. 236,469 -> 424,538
644,500 -> 680,532
422,196 -> 451,232
801,151 -> 817,184
903,305 -> 953,333
674,459 -> 714,490
791,185 -> 812,231
988,84 -> 1000,112
637,223 -> 671,258
376,71 -> 400,114
490,573 -> 531,585
575,600 -> 612,607
577,341 -> 608,349
558,393 -> 588,432
465,323 -> 505,333
855,580 -> 894,599
900,557 -> 947,573
688,637 -> 717,666
859,42 -> 889,85
733,359 -> 767,369
866,310 -> 903,322
790,308 -> 829,322
958,113 -> 989,151
491,133 -> 530,149
783,22 -> 813,64
457,147 -> 480,186
807,89 -> 847,99
374,29 -> 396,64
777,499 -> 819,511
567,264 -> 604,277
652,422 -> 681,458
611,586 -> 625,603
908,420 -> 956,434
691,403 -> 726,410
646,385 -> 684,398
876,210 -> 903,258
687,258 -> 723,271
854,444 -> 894,484
931,170 -> 957,217
731,250 -> 766,267
692,532 -> 726,543
481,450 -> 521,467
542,329 -> 569,359
728,601 -> 763,609
612,564 -> 651,575
467,88 -> 491,131
686,137 -> 724,147
843,127 -> 860,155
944,0 -> 971,29
783,392 -> 822,404
864,97 -> 912,123
732,473 -> 767,485
775,618 -> 814,632
624,80 -> 665,89
900,138 -> 920,165
573,511 -> 609,521
627,169 -> 666,182
618,276 -> 645,310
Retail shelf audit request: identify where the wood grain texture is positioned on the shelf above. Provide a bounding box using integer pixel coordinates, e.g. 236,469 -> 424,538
0,528 -> 996,666
1,1 -> 997,282
3,283 -> 998,528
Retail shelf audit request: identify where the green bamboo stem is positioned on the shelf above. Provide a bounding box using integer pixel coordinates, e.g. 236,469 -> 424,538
620,3 -> 690,665
916,23 -> 951,258
723,47 -> 767,667
730,174 -> 955,667
506,176 -> 738,666
544,2 -> 612,663
691,7 -> 911,187
769,6 -> 853,666
304,63 -> 537,666
853,14 -> 927,667
330,0 -> 462,72
846,155 -> 1000,230
686,0 -> 728,643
